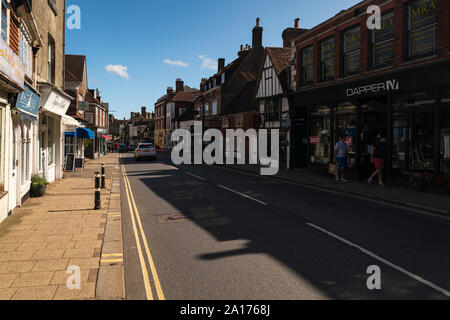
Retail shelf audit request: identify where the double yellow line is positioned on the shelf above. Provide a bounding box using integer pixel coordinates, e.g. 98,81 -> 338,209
121,159 -> 165,300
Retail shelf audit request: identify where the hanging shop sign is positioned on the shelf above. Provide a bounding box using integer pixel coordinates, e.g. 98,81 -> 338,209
42,91 -> 71,116
16,84 -> 40,118
0,38 -> 25,89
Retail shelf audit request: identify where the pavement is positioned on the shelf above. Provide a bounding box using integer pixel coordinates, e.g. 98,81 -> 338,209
120,152 -> 450,300
0,153 -> 124,300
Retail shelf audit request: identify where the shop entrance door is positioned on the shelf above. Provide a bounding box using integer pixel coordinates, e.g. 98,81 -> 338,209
9,126 -> 18,212
359,101 -> 388,179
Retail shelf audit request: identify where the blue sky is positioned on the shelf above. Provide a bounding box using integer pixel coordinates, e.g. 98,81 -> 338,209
65,0 -> 360,120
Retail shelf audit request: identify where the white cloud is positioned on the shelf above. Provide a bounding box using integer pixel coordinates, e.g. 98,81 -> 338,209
106,64 -> 130,79
198,55 -> 217,71
163,59 -> 189,67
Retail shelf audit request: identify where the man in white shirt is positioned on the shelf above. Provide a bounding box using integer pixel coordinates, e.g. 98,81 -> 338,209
334,136 -> 349,183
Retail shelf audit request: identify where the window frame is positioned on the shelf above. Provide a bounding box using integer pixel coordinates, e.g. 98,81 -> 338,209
301,45 -> 314,86
369,10 -> 395,69
48,35 -> 56,84
405,0 -> 438,60
1,0 -> 8,43
341,24 -> 361,77
319,37 -> 335,82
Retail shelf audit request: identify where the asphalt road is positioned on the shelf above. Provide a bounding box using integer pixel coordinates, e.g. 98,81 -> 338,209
119,152 -> 450,300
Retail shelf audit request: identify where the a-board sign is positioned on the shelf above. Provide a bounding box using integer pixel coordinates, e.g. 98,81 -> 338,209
65,154 -> 75,172
74,158 -> 85,170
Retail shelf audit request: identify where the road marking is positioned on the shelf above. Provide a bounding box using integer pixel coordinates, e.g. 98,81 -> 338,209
121,165 -> 154,300
101,258 -> 124,264
307,222 -> 450,298
123,165 -> 166,300
102,253 -> 123,257
185,171 -> 206,182
218,185 -> 268,206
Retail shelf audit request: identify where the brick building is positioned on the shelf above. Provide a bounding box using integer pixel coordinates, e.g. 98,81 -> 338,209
292,0 -> 450,181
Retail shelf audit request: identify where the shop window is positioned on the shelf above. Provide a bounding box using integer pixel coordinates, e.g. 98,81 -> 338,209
406,0 -> 438,59
335,102 -> 356,167
342,26 -> 361,76
310,105 -> 331,165
0,108 -> 2,190
440,90 -> 450,175
320,37 -> 334,82
392,93 -> 435,174
1,0 -> 7,42
370,11 -> 395,68
301,46 -> 313,85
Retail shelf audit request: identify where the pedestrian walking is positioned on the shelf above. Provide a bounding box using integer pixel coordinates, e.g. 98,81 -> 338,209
368,136 -> 388,186
334,136 -> 349,183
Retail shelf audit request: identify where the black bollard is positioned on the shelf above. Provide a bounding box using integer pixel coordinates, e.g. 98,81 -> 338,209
101,163 -> 106,189
94,171 -> 101,210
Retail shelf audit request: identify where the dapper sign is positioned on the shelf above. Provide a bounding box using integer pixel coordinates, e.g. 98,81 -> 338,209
347,79 -> 400,97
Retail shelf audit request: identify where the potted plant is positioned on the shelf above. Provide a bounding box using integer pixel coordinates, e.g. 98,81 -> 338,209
30,175 -> 49,197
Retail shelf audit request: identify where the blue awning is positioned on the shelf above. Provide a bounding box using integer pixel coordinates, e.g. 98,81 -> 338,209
65,132 -> 76,137
76,128 -> 95,140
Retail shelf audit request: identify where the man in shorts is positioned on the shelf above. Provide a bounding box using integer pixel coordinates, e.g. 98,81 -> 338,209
334,136 -> 349,183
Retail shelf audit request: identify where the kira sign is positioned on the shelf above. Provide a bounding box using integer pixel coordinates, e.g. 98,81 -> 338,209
346,79 -> 400,97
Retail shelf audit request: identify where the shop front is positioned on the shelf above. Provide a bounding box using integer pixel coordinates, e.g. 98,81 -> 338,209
38,87 -> 72,183
294,58 -> 450,181
11,84 -> 40,207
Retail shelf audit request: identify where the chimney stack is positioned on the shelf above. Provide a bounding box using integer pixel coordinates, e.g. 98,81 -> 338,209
218,58 -> 225,71
176,78 -> 184,93
282,18 -> 307,48
252,18 -> 263,48
167,87 -> 174,95
141,107 -> 147,118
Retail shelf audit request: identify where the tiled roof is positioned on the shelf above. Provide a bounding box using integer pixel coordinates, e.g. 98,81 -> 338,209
171,91 -> 200,102
65,55 -> 86,83
223,80 -> 258,115
266,47 -> 291,77
266,47 -> 291,91
222,46 -> 266,114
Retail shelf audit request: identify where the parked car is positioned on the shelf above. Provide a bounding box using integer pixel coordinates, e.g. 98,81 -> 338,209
118,144 -> 128,153
134,143 -> 157,161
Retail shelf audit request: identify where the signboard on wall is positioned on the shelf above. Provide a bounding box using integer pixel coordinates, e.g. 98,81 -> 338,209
310,137 -> 321,144
0,38 -> 25,89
